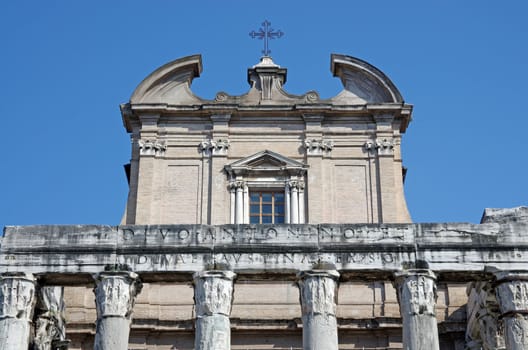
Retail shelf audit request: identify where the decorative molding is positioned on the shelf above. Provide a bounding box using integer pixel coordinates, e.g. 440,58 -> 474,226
199,138 -> 230,156
395,270 -> 437,317
0,273 -> 36,321
364,138 -> 394,156
93,272 -> 142,319
298,270 -> 339,317
229,180 -> 245,191
304,139 -> 334,155
288,180 -> 305,191
193,271 -> 236,317
138,139 -> 166,157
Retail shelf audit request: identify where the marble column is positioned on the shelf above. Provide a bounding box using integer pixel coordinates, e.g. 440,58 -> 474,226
297,270 -> 340,350
394,269 -> 439,350
495,272 -> 528,349
93,271 -> 142,350
194,270 -> 236,350
235,182 -> 244,224
33,286 -> 69,350
291,182 -> 299,224
298,181 -> 305,224
0,273 -> 36,350
284,183 -> 291,223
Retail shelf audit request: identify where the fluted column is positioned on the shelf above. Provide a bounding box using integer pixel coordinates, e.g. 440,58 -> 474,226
298,181 -> 305,224
394,269 -> 439,350
93,271 -> 142,350
194,270 -> 236,350
285,183 -> 291,223
298,270 -> 340,350
495,272 -> 528,349
0,273 -> 36,350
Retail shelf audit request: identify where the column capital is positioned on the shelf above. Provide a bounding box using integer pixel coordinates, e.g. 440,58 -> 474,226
193,270 -> 236,317
394,269 -> 437,316
0,273 -> 36,321
93,271 -> 142,319
298,269 -> 340,317
199,138 -> 230,157
494,271 -> 528,315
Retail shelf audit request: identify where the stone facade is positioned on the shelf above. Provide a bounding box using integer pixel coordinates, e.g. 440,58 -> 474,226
1,54 -> 527,349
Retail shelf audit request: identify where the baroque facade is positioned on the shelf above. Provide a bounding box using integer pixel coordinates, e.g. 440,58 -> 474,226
1,54 -> 528,350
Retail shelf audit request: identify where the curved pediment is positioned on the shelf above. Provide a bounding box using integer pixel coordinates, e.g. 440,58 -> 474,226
130,54 -> 204,104
225,150 -> 307,176
330,54 -> 404,104
126,53 -> 405,108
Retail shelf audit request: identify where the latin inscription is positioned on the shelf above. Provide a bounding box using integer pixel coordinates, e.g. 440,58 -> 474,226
118,225 -> 414,245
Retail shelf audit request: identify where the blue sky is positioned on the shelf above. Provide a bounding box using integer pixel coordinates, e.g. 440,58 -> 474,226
1,1 -> 526,228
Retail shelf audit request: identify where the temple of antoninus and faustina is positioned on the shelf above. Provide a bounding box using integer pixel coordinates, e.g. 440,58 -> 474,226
1,53 -> 527,349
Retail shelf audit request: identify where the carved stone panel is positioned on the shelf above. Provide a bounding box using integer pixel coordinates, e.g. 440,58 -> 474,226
33,286 -> 69,350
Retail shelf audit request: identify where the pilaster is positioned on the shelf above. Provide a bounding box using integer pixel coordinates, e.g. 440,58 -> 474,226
298,269 -> 340,350
394,269 -> 439,350
495,272 -> 528,349
93,271 -> 142,350
0,273 -> 36,350
194,270 -> 236,350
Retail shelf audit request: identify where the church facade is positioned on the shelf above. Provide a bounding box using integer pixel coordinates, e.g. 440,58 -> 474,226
1,54 -> 527,350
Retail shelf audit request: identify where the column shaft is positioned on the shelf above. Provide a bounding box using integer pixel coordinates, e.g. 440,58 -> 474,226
298,185 -> 305,224
243,184 -> 249,224
395,269 -> 439,350
235,185 -> 243,224
285,184 -> 291,223
298,270 -> 340,350
194,270 -> 236,350
0,273 -> 36,350
291,186 -> 299,224
229,187 -> 236,224
93,271 -> 142,350
495,272 -> 528,349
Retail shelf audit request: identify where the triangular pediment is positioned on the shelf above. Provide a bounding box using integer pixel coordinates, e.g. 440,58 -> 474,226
225,150 -> 307,176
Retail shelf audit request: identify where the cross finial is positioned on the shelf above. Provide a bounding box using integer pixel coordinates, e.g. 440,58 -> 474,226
249,20 -> 284,57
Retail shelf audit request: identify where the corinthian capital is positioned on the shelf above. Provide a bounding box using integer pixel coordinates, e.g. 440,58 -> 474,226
395,269 -> 437,316
304,138 -> 334,155
0,273 -> 36,321
199,138 -> 230,156
298,270 -> 340,317
93,272 -> 142,319
364,138 -> 394,156
193,270 -> 236,317
138,139 -> 166,156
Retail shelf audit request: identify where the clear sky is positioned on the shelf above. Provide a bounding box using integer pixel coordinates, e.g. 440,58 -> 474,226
1,1 -> 526,229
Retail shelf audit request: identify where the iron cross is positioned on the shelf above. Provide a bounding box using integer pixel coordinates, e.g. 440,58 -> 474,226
249,20 -> 284,57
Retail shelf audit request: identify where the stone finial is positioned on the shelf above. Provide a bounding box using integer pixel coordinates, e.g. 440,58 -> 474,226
199,139 -> 230,157
138,139 -> 166,157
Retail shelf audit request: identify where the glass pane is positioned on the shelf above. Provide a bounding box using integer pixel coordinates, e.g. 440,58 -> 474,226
275,205 -> 284,214
250,216 -> 260,224
275,193 -> 284,201
250,193 -> 260,202
262,204 -> 272,214
250,205 -> 260,214
262,216 -> 272,224
274,215 -> 284,223
262,193 -> 272,202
